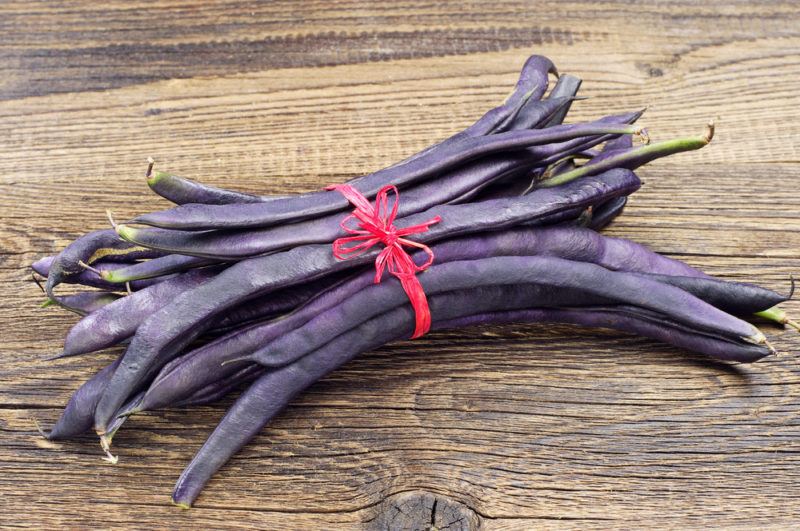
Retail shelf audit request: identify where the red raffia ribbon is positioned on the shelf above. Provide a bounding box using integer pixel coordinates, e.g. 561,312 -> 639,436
326,183 -> 442,338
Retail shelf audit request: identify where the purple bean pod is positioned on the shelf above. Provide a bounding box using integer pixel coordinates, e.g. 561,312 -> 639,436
171,284 -> 772,507
147,171 -> 290,205
41,291 -> 123,316
58,268 -> 220,359
243,255 -> 764,368
133,224 -> 778,415
101,254 -> 217,284
93,169 -> 641,433
128,120 -> 642,231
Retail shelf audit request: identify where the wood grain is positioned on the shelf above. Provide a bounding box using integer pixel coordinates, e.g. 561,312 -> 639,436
2,1 -> 800,528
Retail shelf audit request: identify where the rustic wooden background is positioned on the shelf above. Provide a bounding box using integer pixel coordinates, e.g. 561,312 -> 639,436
2,1 -> 799,528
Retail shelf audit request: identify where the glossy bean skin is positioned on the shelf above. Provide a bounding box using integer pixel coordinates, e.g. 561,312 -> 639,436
60,268 -> 219,358
635,273 -> 787,315
244,255 -> 763,368
136,224 -> 779,415
118,112 -> 643,261
44,230 -> 160,299
93,169 -> 641,433
130,120 -> 641,231
541,73 -> 582,127
117,151 -> 549,259
438,305 -> 774,361
41,291 -> 123,316
102,254 -> 216,284
147,171 -> 290,205
171,284 -> 772,507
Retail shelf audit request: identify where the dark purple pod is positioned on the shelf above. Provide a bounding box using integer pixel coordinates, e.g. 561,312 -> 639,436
93,169 -> 641,433
42,291 -> 123,316
136,223 -> 771,417
496,96 -> 573,133
129,120 -> 641,231
635,273 -> 787,315
147,171 -> 289,205
44,230 -> 148,299
244,255 -> 762,368
171,283 -> 772,507
541,74 -> 582,127
438,306 -> 774,362
36,258 -> 171,292
393,55 -> 556,166
117,151 -> 549,259
586,196 -> 628,230
173,364 -> 265,408
211,271 -> 358,332
59,268 -> 219,359
31,256 -> 55,277
47,358 -> 121,440
101,254 -> 217,284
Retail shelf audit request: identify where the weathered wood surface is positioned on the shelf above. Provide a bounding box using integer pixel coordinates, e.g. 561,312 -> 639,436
2,1 -> 800,528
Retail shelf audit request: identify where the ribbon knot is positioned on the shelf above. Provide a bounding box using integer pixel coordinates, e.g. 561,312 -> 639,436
326,183 -> 442,338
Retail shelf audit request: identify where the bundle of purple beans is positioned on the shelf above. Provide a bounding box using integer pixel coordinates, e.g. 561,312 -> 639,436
32,55 -> 797,508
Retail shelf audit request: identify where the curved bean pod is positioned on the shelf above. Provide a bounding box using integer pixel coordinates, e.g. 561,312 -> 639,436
94,169 -> 641,433
172,286 -> 771,507
541,73 -> 582,127
541,122 -> 714,188
48,358 -> 121,440
394,55 -> 556,165
101,254 -> 217,284
438,306 -> 773,361
41,291 -> 123,316
129,121 -> 642,231
36,259 -> 171,291
116,151 -> 547,259
147,171 -> 289,205
135,224 -> 777,414
244,255 -> 763,368
44,230 -> 159,299
59,268 -> 219,359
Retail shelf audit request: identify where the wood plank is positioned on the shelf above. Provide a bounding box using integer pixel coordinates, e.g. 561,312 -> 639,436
1,1 -> 799,528
3,1 -> 798,100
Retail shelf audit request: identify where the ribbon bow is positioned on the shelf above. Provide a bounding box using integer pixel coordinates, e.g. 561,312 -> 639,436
326,183 -> 442,338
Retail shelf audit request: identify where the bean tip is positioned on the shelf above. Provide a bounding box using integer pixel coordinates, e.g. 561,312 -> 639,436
32,273 -> 46,294
106,209 -> 118,229
115,223 -> 138,242
33,418 -> 48,439
784,317 -> 800,333
42,351 -> 67,362
703,120 -> 715,143
635,126 -> 651,145
764,338 -> 779,356
116,407 -> 141,419
744,329 -> 767,346
171,500 -> 192,510
100,436 -> 119,464
145,157 -> 155,178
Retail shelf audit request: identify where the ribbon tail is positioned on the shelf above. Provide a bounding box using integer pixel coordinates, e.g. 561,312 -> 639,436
399,274 -> 432,339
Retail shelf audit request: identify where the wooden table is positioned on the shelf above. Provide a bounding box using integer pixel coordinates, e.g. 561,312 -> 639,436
2,1 -> 799,528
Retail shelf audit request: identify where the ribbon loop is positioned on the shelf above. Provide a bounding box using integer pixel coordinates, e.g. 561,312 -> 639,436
327,184 -> 441,338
